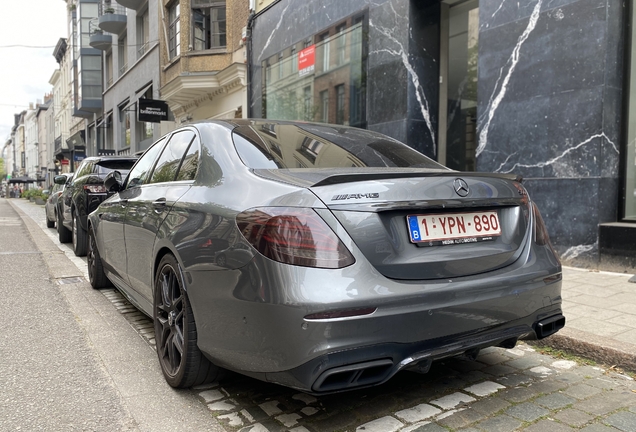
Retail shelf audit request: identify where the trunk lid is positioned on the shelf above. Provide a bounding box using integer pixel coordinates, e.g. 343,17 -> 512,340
255,169 -> 530,280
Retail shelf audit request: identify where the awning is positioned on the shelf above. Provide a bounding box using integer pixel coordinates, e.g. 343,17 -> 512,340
66,130 -> 86,148
9,176 -> 37,184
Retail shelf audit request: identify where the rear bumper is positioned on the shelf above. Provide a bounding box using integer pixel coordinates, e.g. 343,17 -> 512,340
244,308 -> 564,394
185,208 -> 563,393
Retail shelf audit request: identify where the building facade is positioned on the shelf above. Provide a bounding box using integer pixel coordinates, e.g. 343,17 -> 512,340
159,0 -> 250,127
248,0 -> 636,268
90,0 -> 163,155
52,37 -> 74,174
24,107 -> 38,180
36,99 -> 52,185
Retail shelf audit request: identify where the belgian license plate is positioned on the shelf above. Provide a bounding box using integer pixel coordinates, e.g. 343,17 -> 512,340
407,211 -> 501,245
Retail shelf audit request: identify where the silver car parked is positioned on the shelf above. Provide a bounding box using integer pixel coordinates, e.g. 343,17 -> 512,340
45,173 -> 73,228
87,120 -> 564,394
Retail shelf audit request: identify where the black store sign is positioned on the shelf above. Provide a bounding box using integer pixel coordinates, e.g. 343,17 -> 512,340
138,99 -> 169,123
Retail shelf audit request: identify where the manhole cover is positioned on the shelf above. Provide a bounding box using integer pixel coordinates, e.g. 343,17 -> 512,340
56,277 -> 84,285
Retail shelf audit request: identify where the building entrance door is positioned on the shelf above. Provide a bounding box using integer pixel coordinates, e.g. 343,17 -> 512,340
438,0 -> 479,171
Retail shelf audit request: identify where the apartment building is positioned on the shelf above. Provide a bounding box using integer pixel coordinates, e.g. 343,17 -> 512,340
159,0 -> 249,126
90,0 -> 164,155
36,99 -> 52,185
52,37 -> 74,173
13,113 -> 26,177
24,107 -> 38,180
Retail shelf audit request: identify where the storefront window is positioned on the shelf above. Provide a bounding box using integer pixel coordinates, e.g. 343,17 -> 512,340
262,13 -> 367,128
119,103 -> 131,148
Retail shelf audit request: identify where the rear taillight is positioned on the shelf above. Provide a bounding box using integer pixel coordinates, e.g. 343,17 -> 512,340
532,203 -> 551,246
236,207 -> 355,269
84,184 -> 107,193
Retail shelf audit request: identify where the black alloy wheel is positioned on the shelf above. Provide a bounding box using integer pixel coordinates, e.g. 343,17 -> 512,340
87,228 -> 110,289
154,254 -> 219,388
58,211 -> 72,243
72,212 -> 88,256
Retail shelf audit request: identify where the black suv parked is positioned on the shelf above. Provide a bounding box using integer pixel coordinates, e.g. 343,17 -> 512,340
55,156 -> 137,256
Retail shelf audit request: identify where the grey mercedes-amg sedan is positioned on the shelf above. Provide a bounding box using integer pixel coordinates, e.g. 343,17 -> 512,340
87,119 -> 564,394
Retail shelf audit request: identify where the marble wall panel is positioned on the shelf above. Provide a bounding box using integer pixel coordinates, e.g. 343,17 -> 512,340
368,59 -> 408,124
406,1 -> 440,158
480,0 -> 590,32
478,95 -> 552,178
601,86 -> 622,179
543,87 -> 605,179
367,119 -> 408,144
408,119 -> 437,157
524,178 -> 600,258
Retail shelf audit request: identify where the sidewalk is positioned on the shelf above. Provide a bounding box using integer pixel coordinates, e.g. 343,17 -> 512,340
535,266 -> 636,372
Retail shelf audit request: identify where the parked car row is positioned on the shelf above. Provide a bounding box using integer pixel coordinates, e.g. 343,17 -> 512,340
48,120 -> 564,395
53,156 -> 138,256
45,173 -> 72,228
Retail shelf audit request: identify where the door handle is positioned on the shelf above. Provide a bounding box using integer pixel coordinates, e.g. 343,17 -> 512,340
153,198 -> 167,212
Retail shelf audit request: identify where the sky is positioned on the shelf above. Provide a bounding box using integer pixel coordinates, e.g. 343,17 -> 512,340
0,1 -> 68,144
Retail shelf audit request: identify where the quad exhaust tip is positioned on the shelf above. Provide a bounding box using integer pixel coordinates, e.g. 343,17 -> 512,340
535,314 -> 566,339
312,359 -> 393,393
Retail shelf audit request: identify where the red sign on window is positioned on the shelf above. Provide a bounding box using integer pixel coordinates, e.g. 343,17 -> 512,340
298,45 -> 316,76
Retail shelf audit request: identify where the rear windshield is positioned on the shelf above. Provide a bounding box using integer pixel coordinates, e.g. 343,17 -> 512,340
96,160 -> 136,177
232,122 -> 446,170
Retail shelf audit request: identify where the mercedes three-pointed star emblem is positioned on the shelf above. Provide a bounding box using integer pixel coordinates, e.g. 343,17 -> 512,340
453,178 -> 470,197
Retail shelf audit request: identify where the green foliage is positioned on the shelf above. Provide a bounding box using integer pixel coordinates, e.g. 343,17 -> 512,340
21,189 -> 47,200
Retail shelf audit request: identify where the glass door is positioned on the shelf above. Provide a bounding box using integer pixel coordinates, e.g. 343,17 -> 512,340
624,4 -> 636,220
439,0 -> 479,171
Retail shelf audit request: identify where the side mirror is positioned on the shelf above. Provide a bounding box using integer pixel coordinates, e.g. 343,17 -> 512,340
104,171 -> 123,192
54,175 -> 68,185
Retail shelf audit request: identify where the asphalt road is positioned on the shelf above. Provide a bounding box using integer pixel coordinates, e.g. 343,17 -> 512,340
5,197 -> 636,432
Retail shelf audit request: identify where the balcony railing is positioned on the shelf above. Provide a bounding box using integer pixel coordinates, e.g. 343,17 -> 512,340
137,40 -> 150,59
115,0 -> 145,11
118,147 -> 131,156
98,1 -> 126,34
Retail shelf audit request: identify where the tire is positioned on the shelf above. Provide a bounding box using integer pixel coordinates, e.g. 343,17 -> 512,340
154,254 -> 220,388
72,212 -> 88,257
87,227 -> 111,289
46,217 -> 55,228
57,211 -> 72,243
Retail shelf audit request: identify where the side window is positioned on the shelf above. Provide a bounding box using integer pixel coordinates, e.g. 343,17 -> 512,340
72,161 -> 92,182
126,137 -> 168,189
175,136 -> 200,181
150,131 -> 196,184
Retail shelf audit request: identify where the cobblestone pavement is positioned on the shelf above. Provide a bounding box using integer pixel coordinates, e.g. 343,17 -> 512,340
11,198 -> 636,432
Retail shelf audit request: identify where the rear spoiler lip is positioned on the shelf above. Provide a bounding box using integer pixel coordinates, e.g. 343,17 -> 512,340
310,171 -> 523,187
